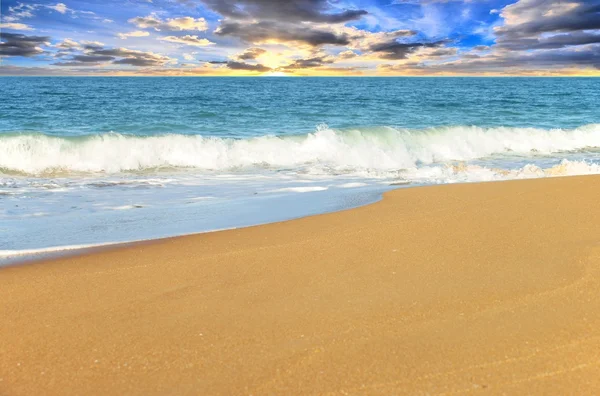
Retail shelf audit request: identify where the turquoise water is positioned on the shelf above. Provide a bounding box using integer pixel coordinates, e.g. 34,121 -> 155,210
2,77 -> 598,137
1,77 -> 600,259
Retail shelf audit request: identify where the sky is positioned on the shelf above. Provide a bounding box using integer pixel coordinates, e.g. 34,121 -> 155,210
0,0 -> 599,76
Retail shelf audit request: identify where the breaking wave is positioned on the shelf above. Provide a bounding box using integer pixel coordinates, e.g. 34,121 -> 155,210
2,124 -> 600,175
404,159 -> 600,184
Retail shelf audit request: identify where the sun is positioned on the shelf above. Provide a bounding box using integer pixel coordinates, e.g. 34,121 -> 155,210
262,71 -> 289,77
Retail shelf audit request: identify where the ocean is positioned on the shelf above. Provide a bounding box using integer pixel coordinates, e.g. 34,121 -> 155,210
1,77 -> 599,261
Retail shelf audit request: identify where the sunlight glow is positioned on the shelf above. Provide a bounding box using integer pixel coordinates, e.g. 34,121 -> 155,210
262,71 -> 289,77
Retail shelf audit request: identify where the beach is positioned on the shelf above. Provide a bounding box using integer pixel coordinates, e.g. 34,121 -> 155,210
2,175 -> 600,395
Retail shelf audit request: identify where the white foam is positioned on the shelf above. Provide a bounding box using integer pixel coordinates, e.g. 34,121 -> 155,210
268,186 -> 329,193
0,242 -> 119,258
338,182 -> 368,188
403,159 -> 600,184
2,124 -> 600,175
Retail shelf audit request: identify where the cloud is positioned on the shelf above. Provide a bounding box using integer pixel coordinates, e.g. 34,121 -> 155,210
384,45 -> 600,75
345,28 -> 417,51
282,55 -> 334,70
200,0 -> 367,24
369,39 -> 448,59
215,21 -> 351,46
0,23 -> 34,31
117,31 -> 150,40
495,0 -> 600,50
208,0 -> 370,49
91,47 -> 175,67
427,47 -> 458,57
54,54 -> 115,66
50,42 -> 175,67
462,0 -> 600,72
47,3 -> 68,14
129,15 -> 208,31
500,31 -> 600,51
4,3 -> 36,22
498,0 -> 600,35
225,60 -> 271,72
3,0 -> 599,76
73,55 -> 115,62
159,35 -> 214,46
338,50 -> 358,59
237,47 -> 266,60
0,65 -> 101,75
81,41 -> 105,50
55,38 -> 81,50
0,32 -> 50,57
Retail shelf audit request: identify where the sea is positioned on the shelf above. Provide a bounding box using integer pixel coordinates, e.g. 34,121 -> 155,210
1,77 -> 599,262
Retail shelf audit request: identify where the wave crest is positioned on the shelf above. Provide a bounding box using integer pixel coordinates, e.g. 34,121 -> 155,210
1,124 -> 600,175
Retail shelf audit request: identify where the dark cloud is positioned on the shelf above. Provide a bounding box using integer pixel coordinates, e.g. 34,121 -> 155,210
390,46 -> 600,74
113,58 -> 158,67
201,0 -> 367,24
82,42 -> 104,51
428,48 -> 458,57
51,44 -> 170,67
215,21 -> 350,46
73,55 -> 115,62
495,0 -> 600,55
282,56 -> 333,70
237,47 -> 266,60
369,40 -> 447,60
226,60 -> 271,72
496,0 -> 600,37
499,31 -> 600,51
90,47 -> 171,66
92,48 -> 140,57
53,54 -> 115,66
206,0 -> 366,48
0,32 -> 50,57
392,0 -> 466,3
0,65 -> 106,75
53,61 -> 102,67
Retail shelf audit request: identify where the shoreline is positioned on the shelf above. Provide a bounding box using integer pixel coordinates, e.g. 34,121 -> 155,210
1,173 -> 589,267
0,189 -> 390,267
2,175 -> 600,394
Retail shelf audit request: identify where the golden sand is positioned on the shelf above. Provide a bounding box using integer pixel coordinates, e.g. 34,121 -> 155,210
2,175 -> 600,395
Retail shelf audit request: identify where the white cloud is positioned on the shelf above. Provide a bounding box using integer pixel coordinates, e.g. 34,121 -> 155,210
48,3 -> 68,14
129,15 -> 208,32
160,35 -> 214,46
117,31 -> 151,40
5,3 -> 37,22
0,23 -> 34,30
56,38 -> 81,49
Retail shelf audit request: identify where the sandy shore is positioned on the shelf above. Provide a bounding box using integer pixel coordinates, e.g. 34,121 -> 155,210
2,175 -> 600,395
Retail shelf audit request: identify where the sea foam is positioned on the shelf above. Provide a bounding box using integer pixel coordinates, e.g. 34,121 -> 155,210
1,124 -> 600,175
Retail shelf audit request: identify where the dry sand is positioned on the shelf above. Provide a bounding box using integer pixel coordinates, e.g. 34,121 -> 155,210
2,175 -> 600,395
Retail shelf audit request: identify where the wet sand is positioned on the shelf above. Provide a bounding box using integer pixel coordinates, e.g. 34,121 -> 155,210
2,175 -> 600,395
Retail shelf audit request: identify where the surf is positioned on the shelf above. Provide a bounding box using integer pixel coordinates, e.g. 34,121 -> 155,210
1,124 -> 600,175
